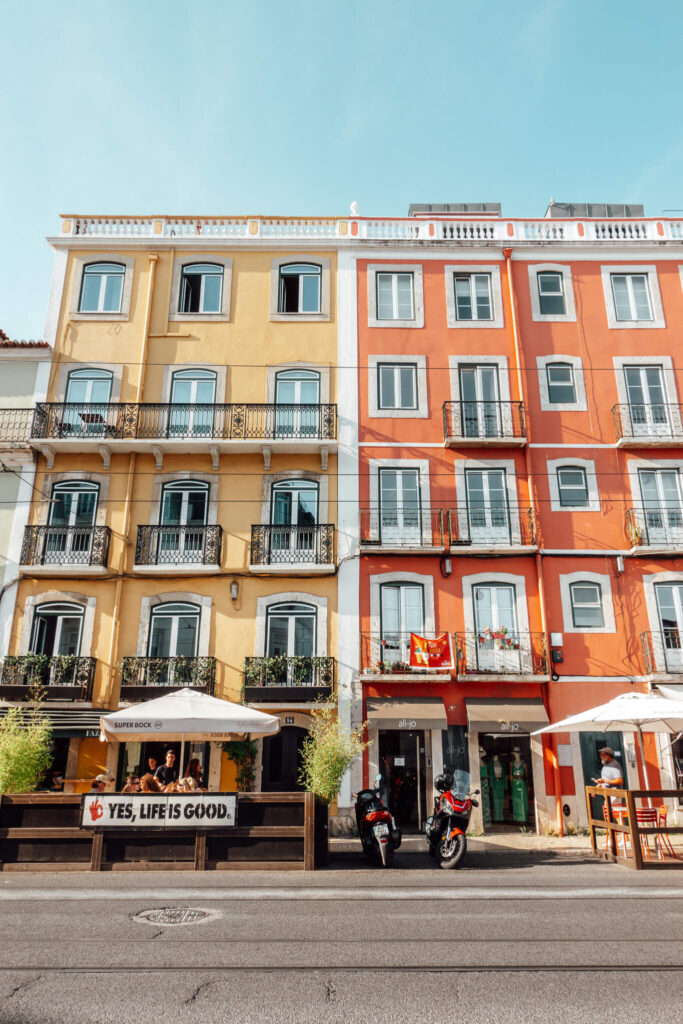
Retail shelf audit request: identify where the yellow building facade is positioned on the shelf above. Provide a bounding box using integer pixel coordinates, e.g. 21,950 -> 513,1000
8,217 -> 343,793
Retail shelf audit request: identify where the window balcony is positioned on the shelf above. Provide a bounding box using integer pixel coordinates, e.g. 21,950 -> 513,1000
30,403 -> 338,463
360,509 -> 445,551
626,508 -> 683,554
641,630 -> 683,676
612,404 -> 683,447
249,524 -> 335,573
361,633 -> 454,681
120,656 -> 216,700
134,525 -> 222,573
243,656 -> 335,703
443,401 -> 526,447
0,655 -> 96,701
20,525 -> 111,574
0,408 -> 33,450
448,507 -> 537,553
454,632 -> 547,679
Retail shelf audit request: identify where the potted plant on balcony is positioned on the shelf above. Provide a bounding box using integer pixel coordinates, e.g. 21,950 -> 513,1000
51,654 -> 79,686
392,661 -> 410,674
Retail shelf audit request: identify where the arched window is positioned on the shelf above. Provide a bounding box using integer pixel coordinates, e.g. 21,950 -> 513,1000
278,263 -> 321,314
45,481 -> 99,561
30,602 -> 84,656
269,480 -> 318,561
157,480 -> 209,562
169,369 -> 217,437
148,602 -> 200,659
274,369 -> 320,437
266,602 -> 317,659
79,262 -> 126,313
179,263 -> 223,314
65,368 -> 113,405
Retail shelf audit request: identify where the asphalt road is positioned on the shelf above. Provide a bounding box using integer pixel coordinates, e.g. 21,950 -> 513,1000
0,848 -> 681,1024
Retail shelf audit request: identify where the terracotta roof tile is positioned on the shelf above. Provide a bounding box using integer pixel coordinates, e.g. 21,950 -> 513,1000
0,339 -> 50,349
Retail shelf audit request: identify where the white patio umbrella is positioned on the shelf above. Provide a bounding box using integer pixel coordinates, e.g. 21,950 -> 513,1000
532,691 -> 683,788
100,688 -> 280,785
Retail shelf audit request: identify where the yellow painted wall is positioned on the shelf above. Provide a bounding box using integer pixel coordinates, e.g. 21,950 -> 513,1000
219,753 -> 238,791
74,738 -> 107,792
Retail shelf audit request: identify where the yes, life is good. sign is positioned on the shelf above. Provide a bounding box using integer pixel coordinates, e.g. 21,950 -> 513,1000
81,793 -> 237,829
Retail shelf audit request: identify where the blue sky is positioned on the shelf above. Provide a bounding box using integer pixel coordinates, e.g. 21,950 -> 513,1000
1,0 -> 681,339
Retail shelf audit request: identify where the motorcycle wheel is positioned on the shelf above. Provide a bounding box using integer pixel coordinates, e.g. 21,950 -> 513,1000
439,832 -> 467,869
378,841 -> 393,868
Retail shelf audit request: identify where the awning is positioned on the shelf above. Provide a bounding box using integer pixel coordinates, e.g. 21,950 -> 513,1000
465,698 -> 549,735
366,697 -> 447,731
0,706 -> 104,738
654,684 -> 683,700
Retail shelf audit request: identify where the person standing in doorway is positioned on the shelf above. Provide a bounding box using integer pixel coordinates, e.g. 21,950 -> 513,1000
593,747 -> 624,790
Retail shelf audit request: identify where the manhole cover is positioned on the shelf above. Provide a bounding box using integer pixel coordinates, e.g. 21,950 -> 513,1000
133,907 -> 219,927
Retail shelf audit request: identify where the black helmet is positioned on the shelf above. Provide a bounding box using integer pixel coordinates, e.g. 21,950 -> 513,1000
435,771 -> 454,793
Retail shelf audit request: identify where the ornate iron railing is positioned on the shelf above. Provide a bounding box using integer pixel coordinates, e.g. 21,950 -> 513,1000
360,508 -> 445,548
120,656 -> 216,691
448,506 -> 536,547
135,525 -> 222,566
20,525 -> 110,566
243,655 -> 336,688
612,403 -> 683,443
361,633 -> 454,675
0,408 -> 33,446
0,655 -> 96,697
626,508 -> 683,549
250,524 -> 335,566
443,401 -> 526,443
31,403 -> 337,442
454,632 -> 547,676
641,630 -> 683,675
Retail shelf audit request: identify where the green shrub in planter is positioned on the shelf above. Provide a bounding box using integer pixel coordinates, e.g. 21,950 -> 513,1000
298,696 -> 368,804
0,706 -> 52,794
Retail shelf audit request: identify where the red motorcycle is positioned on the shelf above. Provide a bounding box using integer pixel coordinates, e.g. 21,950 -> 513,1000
354,775 -> 402,867
425,770 -> 478,869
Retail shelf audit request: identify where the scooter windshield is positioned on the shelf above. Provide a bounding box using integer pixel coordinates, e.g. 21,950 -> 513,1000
450,769 -> 471,800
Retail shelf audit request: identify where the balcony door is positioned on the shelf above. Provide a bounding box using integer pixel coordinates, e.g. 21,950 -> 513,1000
147,602 -> 200,684
159,481 -> 209,562
46,481 -> 98,561
30,602 -> 83,657
459,365 -> 500,439
465,469 -> 509,544
379,468 -> 421,546
64,368 -> 113,435
624,365 -> 669,438
473,583 -> 520,672
380,583 -> 424,667
655,584 -> 683,672
274,369 -> 320,437
270,480 -> 318,562
169,369 -> 216,438
638,469 -> 683,545
266,602 -> 317,685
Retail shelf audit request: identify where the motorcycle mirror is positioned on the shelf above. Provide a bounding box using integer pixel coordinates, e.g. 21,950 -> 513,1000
473,789 -> 480,795
374,774 -> 382,786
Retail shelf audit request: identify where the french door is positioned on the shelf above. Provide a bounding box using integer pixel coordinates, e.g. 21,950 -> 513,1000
380,583 -> 424,667
31,603 -> 84,657
147,603 -> 200,684
64,369 -> 113,434
274,370 -> 320,437
270,481 -> 318,561
624,366 -> 669,438
46,481 -> 98,562
168,370 -> 216,437
158,482 -> 208,562
379,468 -> 421,546
465,469 -> 509,544
655,584 -> 683,672
638,470 -> 683,545
473,583 -> 521,672
459,365 -> 500,438
266,602 -> 316,684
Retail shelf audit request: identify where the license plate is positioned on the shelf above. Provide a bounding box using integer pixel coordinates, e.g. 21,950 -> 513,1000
373,823 -> 389,836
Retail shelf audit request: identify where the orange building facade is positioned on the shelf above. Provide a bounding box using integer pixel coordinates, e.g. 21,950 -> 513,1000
347,206 -> 683,833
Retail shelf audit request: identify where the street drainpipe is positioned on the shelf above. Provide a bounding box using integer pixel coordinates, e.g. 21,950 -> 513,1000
503,247 -> 564,837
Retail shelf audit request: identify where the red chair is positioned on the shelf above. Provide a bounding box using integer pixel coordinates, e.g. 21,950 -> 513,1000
656,805 -> 679,860
635,807 -> 659,860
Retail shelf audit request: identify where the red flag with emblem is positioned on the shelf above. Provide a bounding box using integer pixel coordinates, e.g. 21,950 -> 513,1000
409,632 -> 455,670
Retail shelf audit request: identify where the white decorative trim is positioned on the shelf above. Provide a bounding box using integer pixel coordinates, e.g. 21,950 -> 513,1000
601,265 -> 665,329
368,459 -> 432,544
643,570 -> 683,667
265,362 -> 330,404
367,354 -> 428,418
448,355 -> 511,404
537,354 -> 587,411
168,255 -> 233,322
453,459 -> 521,543
527,263 -> 577,322
368,571 -> 435,637
444,264 -> 504,329
68,253 -> 134,322
19,591 -> 96,657
612,355 -> 682,437
42,249 -> 67,349
137,592 -> 212,657
254,592 -> 328,657
547,457 -> 600,512
559,571 -> 615,634
160,364 -> 227,404
39,472 -> 110,526
269,256 -> 331,322
55,362 -> 123,404
367,263 -> 424,328
148,472 -> 218,526
259,471 -> 328,525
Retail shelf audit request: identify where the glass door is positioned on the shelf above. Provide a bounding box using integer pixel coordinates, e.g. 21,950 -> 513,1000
655,584 -> 683,672
64,369 -> 113,434
380,583 -> 424,667
46,482 -> 98,562
169,369 -> 216,437
31,603 -> 84,657
266,602 -> 316,684
638,470 -> 683,545
473,583 -> 520,672
624,366 -> 668,438
270,481 -> 318,562
147,603 -> 200,684
274,369 -> 320,437
459,365 -> 500,439
465,469 -> 509,544
158,482 -> 208,562
379,468 -> 421,546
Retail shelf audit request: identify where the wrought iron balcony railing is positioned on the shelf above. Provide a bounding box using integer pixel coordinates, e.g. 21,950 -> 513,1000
243,655 -> 336,690
0,655 -> 96,698
361,633 -> 454,676
0,408 -> 33,447
443,401 -> 526,445
641,630 -> 683,675
360,508 -> 445,548
250,524 -> 335,566
135,525 -> 222,566
626,508 -> 683,550
31,402 -> 337,442
612,403 -> 683,444
120,656 -> 215,692
448,506 -> 536,548
455,632 -> 547,676
20,525 -> 111,567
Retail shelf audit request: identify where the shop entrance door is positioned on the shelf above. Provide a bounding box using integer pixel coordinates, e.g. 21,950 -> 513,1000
261,726 -> 308,792
579,731 -> 625,822
378,729 -> 426,832
478,733 -> 534,828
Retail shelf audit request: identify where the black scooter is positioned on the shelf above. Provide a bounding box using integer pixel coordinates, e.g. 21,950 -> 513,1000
354,775 -> 402,867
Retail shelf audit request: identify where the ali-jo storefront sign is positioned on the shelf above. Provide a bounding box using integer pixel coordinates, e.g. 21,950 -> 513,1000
81,793 -> 237,829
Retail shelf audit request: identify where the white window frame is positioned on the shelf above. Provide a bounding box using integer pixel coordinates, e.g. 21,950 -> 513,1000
461,572 -> 533,674
278,263 -> 322,315
254,592 -> 328,657
559,571 -> 615,634
260,471 -> 328,525
453,459 -> 523,545
377,362 -> 417,409
642,570 -> 683,674
40,472 -> 110,526
137,592 -> 212,656
369,571 -> 435,638
448,355 -> 512,405
612,356 -> 683,438
547,458 -> 600,512
179,263 -> 224,315
367,264 -> 424,329
78,263 -> 126,315
19,591 -> 96,657
367,354 -> 428,419
368,459 -> 432,546
269,256 -> 331,323
444,264 -> 504,329
528,263 -> 576,322
69,254 -> 134,322
537,354 -> 587,411
169,256 -> 232,322
55,363 -> 123,404
601,265 -> 665,329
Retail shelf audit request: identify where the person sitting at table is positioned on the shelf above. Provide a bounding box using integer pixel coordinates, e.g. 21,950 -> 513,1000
154,750 -> 178,788
146,756 -> 158,775
184,758 -> 204,790
178,775 -> 198,792
89,773 -> 110,793
140,773 -> 162,793
121,775 -> 141,794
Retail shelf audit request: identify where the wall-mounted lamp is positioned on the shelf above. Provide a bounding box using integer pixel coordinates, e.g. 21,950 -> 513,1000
616,556 -> 625,575
440,557 -> 452,578
230,580 -> 239,602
